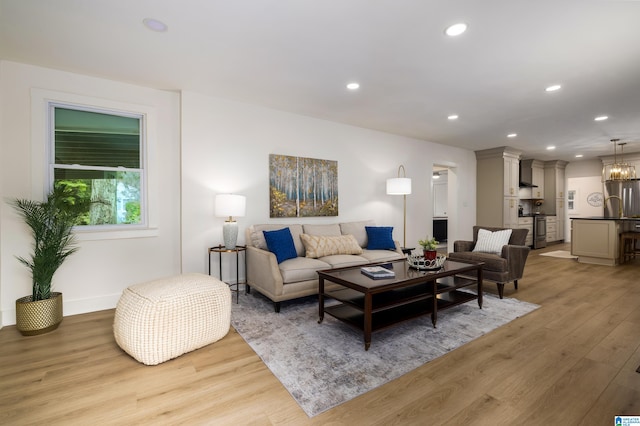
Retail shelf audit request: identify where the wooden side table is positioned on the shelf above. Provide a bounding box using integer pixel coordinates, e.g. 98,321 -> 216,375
208,245 -> 247,303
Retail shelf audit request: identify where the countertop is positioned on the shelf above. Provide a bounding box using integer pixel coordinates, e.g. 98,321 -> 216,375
571,216 -> 640,221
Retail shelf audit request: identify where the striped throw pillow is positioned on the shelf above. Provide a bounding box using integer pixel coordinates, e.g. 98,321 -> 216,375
472,229 -> 512,255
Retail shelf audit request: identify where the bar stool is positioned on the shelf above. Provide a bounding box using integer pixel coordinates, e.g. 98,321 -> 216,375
620,232 -> 640,263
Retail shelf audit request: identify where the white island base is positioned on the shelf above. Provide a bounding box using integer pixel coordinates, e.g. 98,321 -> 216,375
571,219 -> 621,266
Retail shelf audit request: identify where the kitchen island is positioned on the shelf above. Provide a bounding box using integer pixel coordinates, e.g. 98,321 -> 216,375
570,217 -> 640,265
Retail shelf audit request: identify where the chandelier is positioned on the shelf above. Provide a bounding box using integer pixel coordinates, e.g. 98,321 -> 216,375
602,139 -> 636,182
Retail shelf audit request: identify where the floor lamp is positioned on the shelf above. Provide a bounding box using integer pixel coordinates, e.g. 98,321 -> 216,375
386,165 -> 412,249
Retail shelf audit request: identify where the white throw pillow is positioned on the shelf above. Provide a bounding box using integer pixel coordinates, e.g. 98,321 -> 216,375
472,228 -> 512,255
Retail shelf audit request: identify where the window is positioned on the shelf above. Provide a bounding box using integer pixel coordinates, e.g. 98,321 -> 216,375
567,189 -> 577,213
49,104 -> 145,228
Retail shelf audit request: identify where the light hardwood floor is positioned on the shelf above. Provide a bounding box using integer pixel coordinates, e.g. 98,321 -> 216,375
1,243 -> 639,425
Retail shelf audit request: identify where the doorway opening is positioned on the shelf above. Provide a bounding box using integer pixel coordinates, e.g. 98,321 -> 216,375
432,165 -> 452,251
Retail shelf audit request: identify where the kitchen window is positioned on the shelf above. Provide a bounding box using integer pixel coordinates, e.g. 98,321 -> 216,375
49,104 -> 145,228
567,189 -> 577,213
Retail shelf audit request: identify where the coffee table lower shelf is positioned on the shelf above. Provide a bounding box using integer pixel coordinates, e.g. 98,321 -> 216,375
324,289 -> 477,333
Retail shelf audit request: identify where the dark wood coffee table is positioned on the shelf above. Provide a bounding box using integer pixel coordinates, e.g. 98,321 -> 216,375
317,258 -> 484,350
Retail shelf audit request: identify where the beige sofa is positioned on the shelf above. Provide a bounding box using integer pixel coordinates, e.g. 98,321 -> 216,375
245,220 -> 404,312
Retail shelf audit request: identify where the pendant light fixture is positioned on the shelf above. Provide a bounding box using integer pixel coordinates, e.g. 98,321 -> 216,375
602,139 -> 636,182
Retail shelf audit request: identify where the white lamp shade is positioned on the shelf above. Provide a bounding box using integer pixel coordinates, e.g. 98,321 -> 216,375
386,178 -> 412,195
215,194 -> 246,218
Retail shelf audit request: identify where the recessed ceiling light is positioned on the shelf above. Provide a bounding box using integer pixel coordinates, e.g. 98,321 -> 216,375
545,84 -> 561,92
547,146 -> 556,150
346,82 -> 360,90
594,115 -> 608,121
507,133 -> 517,138
575,154 -> 584,158
143,18 -> 168,32
445,23 -> 467,36
447,114 -> 459,120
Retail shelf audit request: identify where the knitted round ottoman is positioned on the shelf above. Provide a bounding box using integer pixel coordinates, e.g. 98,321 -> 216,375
114,273 -> 231,365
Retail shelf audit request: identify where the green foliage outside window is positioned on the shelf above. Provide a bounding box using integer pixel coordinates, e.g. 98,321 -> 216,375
124,201 -> 141,224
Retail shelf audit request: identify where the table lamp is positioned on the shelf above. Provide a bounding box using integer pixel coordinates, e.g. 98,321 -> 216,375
215,194 -> 246,249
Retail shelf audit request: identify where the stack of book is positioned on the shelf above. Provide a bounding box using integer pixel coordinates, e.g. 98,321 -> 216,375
361,265 -> 395,279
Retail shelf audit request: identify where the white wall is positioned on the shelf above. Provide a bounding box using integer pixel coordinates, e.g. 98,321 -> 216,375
565,159 -> 604,241
180,91 -> 477,278
0,61 -> 182,326
0,60 -> 478,327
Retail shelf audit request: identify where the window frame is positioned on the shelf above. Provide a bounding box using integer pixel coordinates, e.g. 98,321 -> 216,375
567,189 -> 578,213
31,88 -> 159,241
48,102 -> 148,231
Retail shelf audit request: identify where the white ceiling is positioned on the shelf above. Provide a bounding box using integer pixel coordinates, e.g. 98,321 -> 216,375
2,0 -> 640,162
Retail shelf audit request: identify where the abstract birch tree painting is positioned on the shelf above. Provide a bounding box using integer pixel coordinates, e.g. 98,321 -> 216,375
269,154 -> 338,217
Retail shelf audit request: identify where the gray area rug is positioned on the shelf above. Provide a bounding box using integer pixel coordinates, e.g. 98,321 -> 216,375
231,288 -> 539,417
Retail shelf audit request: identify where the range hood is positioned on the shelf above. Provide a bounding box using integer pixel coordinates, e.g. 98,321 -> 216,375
519,160 -> 539,188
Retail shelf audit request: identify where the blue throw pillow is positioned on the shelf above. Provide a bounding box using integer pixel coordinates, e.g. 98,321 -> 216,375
263,228 -> 298,263
365,226 -> 395,250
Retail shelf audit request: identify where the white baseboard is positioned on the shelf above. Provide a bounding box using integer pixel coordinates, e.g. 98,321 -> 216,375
1,292 -> 122,327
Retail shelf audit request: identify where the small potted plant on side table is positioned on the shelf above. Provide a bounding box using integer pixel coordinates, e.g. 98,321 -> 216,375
418,236 -> 439,260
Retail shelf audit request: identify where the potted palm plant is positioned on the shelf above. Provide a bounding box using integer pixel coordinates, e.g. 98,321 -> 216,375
418,236 -> 439,260
10,185 -> 85,336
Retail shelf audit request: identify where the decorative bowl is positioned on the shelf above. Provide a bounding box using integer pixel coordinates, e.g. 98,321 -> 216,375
408,254 -> 446,270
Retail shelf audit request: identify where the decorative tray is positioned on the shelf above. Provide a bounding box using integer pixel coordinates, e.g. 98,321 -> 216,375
408,254 -> 446,270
